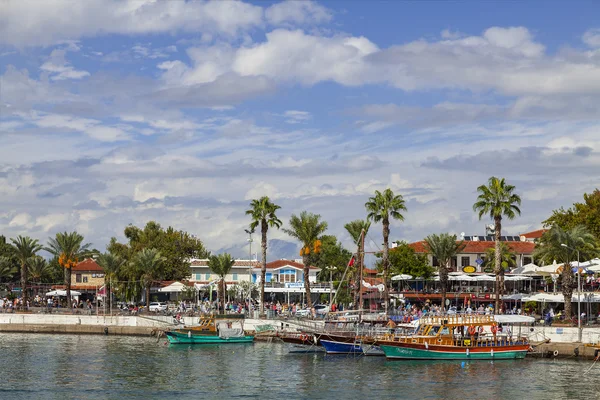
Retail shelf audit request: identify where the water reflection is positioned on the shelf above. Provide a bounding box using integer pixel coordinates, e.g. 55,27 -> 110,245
0,334 -> 598,399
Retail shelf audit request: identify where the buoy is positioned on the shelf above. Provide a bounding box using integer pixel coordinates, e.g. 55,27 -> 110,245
461,362 -> 465,368
553,350 -> 559,357
188,331 -> 192,338
466,349 -> 470,357
491,349 -> 494,357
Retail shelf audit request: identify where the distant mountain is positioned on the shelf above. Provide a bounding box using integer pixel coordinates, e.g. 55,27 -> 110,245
215,238 -> 299,261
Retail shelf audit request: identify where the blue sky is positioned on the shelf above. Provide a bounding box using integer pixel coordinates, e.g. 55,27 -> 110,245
1,0 -> 599,260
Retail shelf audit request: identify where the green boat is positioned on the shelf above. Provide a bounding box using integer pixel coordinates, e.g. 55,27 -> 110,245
165,314 -> 254,345
165,330 -> 254,344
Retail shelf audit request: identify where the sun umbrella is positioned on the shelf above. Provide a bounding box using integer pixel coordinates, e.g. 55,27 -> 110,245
391,274 -> 413,281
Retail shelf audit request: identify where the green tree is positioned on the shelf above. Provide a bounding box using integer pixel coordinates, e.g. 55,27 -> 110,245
473,176 -> 521,313
96,252 -> 125,305
208,253 -> 235,314
533,225 -> 599,320
131,248 -> 166,307
0,256 -> 18,284
11,236 -> 44,305
385,241 -> 433,279
246,196 -> 282,317
46,232 -> 93,301
108,221 -> 210,280
28,256 -> 52,284
344,219 -> 371,309
283,211 -> 328,308
543,189 -> 600,240
423,233 -> 465,311
366,188 -> 407,312
482,242 -> 516,272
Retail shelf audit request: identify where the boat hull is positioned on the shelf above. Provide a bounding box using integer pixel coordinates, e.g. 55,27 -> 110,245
320,339 -> 362,354
379,343 -> 529,360
165,331 -> 254,345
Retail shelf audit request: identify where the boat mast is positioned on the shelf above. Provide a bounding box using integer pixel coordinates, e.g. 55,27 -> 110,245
359,228 -> 365,318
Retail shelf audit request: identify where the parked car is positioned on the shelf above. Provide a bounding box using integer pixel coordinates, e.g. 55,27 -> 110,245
149,302 -> 167,312
314,304 -> 330,315
294,308 -> 311,317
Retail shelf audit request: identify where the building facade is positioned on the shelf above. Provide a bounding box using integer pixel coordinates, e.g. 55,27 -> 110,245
408,235 -> 536,273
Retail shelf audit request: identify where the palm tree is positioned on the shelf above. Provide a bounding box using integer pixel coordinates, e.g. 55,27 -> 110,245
533,225 -> 599,321
344,219 -> 371,309
131,248 -> 166,308
423,233 -> 465,311
46,232 -> 93,301
473,177 -> 521,313
208,253 -> 235,314
365,188 -> 407,312
96,252 -> 125,307
28,256 -> 51,283
283,211 -> 328,308
482,242 -> 516,272
11,236 -> 43,306
0,256 -> 18,283
246,196 -> 282,317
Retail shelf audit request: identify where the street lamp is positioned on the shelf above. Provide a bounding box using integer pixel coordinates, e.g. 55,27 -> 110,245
561,243 -> 582,342
245,228 -> 254,317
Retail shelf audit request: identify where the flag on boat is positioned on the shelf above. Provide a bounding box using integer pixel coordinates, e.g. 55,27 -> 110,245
347,256 -> 355,267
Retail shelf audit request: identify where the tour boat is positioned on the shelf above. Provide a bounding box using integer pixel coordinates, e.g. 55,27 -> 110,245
165,314 -> 254,345
377,314 -> 532,360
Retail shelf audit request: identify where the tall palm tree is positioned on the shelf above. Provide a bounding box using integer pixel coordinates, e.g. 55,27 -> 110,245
131,248 -> 166,308
96,252 -> 125,307
0,256 -> 18,283
473,177 -> 521,313
344,219 -> 371,309
11,236 -> 43,305
365,188 -> 407,312
283,211 -> 328,308
533,225 -> 598,321
423,233 -> 465,311
46,232 -> 93,301
246,196 -> 282,317
208,253 -> 235,314
482,242 -> 516,272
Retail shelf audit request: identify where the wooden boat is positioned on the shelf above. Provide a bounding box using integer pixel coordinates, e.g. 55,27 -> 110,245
377,314 -> 531,360
165,314 -> 254,345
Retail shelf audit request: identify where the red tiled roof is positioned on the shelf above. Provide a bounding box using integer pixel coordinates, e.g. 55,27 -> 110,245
265,259 -> 319,270
408,240 -> 535,254
520,229 -> 547,239
73,258 -> 103,272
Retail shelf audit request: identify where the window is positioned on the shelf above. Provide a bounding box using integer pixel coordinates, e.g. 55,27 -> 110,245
432,257 -> 439,267
205,273 -> 210,280
194,273 -> 201,281
233,273 -> 238,281
461,257 -> 470,267
76,274 -> 82,283
83,276 -> 88,283
279,268 -> 296,283
524,257 -> 532,265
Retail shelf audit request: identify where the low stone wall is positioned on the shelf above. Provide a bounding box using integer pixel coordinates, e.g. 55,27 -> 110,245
0,323 -> 155,336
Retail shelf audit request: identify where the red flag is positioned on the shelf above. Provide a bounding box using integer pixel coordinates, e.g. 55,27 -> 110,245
347,256 -> 355,267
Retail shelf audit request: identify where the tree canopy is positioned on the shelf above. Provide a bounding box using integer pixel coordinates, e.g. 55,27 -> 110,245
108,221 -> 210,281
543,189 -> 600,241
381,241 -> 434,280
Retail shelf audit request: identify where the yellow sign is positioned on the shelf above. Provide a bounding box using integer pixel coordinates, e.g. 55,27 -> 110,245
462,266 -> 476,273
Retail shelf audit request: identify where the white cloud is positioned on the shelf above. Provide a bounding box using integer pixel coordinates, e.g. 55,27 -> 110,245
583,28 -> 600,48
0,0 -> 264,47
39,49 -> 90,81
266,1 -> 332,26
21,112 -> 131,142
283,110 -> 311,124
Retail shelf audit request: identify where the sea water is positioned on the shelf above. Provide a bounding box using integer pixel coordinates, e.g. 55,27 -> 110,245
0,334 -> 596,399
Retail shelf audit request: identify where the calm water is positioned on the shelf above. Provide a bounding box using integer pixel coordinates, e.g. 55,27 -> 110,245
0,334 -> 597,399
